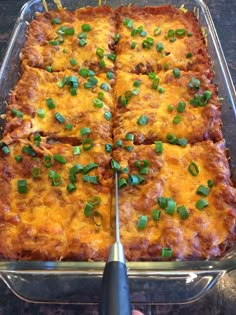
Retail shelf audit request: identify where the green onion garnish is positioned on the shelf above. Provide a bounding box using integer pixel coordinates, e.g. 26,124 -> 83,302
177,205 -> 189,219
134,160 -> 149,168
152,209 -> 161,221
49,35 -> 64,45
54,154 -> 66,164
167,104 -> 174,111
96,47 -> 104,58
70,58 -> 77,66
83,175 -> 99,184
15,155 -> 22,162
186,52 -> 192,58
207,179 -> 214,188
155,141 -> 163,153
177,101 -> 186,113
93,98 -> 104,108
88,195 -> 101,206
105,143 -> 112,152
175,29 -> 186,36
82,138 -> 94,151
118,178 -> 128,189
36,108 -> 45,118
166,134 -> 178,144
111,159 -> 121,171
100,60 -> 106,68
114,33 -> 120,44
137,215 -> 148,229
108,53 -> 116,62
32,167 -> 40,178
154,26 -> 161,36
125,133 -> 134,141
152,78 -> 160,90
83,162 -> 98,174
158,196 -> 167,208
156,42 -> 164,52
73,146 -> 81,155
17,179 -> 28,194
161,248 -> 172,258
115,140 -> 123,148
52,173 -> 62,186
79,39 -> 87,47
70,164 -> 83,175
196,198 -> 208,210
77,32 -> 87,39
137,115 -> 148,126
158,86 -> 165,94
165,198 -> 176,215
43,155 -> 52,168
133,80 -> 141,87
67,183 -> 76,192
196,185 -> 210,196
22,145 -> 36,157
100,82 -> 110,92
106,72 -> 114,80
2,146 -> 10,155
167,29 -> 175,37
128,174 -> 144,185
173,115 -> 181,124
188,162 -> 199,176
81,24 -> 92,32
173,68 -> 181,78
11,108 -> 23,118
84,203 -> 93,217
131,42 -> 136,49
45,66 -> 52,72
142,37 -> 154,49
177,138 -> 188,147
124,146 -> 133,152
104,111 -> 112,121
79,68 -> 89,77
80,127 -> 90,136
65,123 -> 73,130
123,18 -> 133,29
98,92 -> 104,100
92,211 -> 103,226
189,77 -> 201,89
46,98 -> 56,109
52,18 -> 60,24
54,112 -> 65,123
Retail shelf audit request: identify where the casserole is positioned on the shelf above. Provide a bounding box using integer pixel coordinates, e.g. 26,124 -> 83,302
0,0 -> 235,304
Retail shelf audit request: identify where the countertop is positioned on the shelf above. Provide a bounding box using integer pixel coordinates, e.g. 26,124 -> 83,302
0,0 -> 235,314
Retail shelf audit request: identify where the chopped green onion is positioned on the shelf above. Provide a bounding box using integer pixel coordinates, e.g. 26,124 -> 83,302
67,183 -> 76,192
88,195 -> 101,206
118,178 -> 128,189
166,134 -> 178,144
111,159 -> 121,171
115,140 -> 123,148
2,146 -> 10,155
80,127 -> 90,136
93,98 -> 104,108
22,145 -> 36,157
46,98 -> 56,109
43,155 -> 52,168
17,179 -> 28,194
173,68 -> 181,78
11,108 -> 23,118
123,18 -> 133,29
177,205 -> 189,219
79,68 -> 89,77
161,248 -> 172,258
73,146 -> 81,155
82,138 -> 94,151
154,26 -> 161,36
152,209 -> 161,221
207,179 -> 214,188
164,63 -> 169,70
137,215 -> 148,229
142,37 -> 154,49
36,108 -> 45,118
196,185 -> 210,196
187,32 -> 193,37
114,33 -> 120,43
77,32 -> 87,39
167,104 -> 174,111
158,196 -> 167,209
65,123 -> 73,130
175,28 -> 186,36
49,35 -> 64,45
70,58 -> 77,66
139,167 -> 149,175
170,37 -> 176,43
33,133 -> 41,147
133,80 -> 141,87
125,133 -> 134,141
148,72 -> 156,80
100,82 -> 110,92
158,86 -> 165,94
140,30 -> 147,37
92,211 -> 103,226
54,112 -> 65,123
15,155 -> 22,162
83,175 -> 99,184
186,52 -> 192,58
52,173 -> 62,186
134,160 -> 149,168
106,71 -> 114,80
100,60 -> 106,68
104,111 -> 112,121
131,41 -> 136,49
83,162 -> 98,174
54,154 -> 66,164
70,164 -> 83,174
32,167 -> 40,178
177,138 -> 188,147
84,203 -> 93,217
128,174 -> 144,185
137,115 -> 148,126
131,28 -> 138,36
108,53 -> 116,62
155,141 -> 163,153
196,198 -> 208,210
79,39 -> 87,47
84,76 -> 98,89
188,162 -> 199,176
124,146 -> 133,152
105,143 -> 112,152
81,24 -> 92,32
152,78 -> 160,90
98,92 -> 104,100
173,115 -> 182,124
96,47 -> 104,58
177,101 -> 186,113
52,18 -> 61,25
156,42 -> 164,52
167,29 -> 175,37
189,77 -> 201,89
121,167 -> 129,173
165,198 -> 176,215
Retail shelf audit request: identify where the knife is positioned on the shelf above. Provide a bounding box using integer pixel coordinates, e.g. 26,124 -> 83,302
99,172 -> 131,315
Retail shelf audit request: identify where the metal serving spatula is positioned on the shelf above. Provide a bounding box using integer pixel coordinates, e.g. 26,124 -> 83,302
99,172 -> 131,315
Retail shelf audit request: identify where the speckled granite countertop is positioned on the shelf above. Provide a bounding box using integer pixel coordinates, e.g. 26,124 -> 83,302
0,1 -> 235,314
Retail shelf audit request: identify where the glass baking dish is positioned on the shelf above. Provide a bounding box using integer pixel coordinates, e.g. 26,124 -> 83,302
0,0 -> 235,304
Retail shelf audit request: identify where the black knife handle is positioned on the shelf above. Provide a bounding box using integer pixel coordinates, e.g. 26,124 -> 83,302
99,261 -> 131,315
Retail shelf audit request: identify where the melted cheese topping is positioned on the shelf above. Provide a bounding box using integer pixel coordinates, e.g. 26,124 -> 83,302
0,139 -> 113,260
113,141 -> 236,260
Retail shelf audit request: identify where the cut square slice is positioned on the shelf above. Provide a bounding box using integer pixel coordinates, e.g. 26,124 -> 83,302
0,138 -> 113,260
4,67 -> 114,144
115,6 -> 210,74
22,6 -> 116,72
112,141 -> 236,260
113,71 -> 222,144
